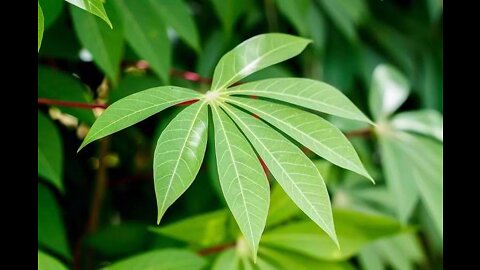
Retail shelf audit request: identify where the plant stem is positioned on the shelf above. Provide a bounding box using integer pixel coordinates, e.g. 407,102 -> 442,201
345,128 -> 372,138
38,98 -> 107,109
197,242 -> 236,256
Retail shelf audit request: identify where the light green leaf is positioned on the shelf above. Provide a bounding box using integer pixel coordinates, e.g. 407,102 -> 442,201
210,0 -> 246,36
261,208 -> 404,261
65,0 -> 112,28
38,111 -> 63,192
105,249 -> 206,270
78,86 -> 201,151
150,209 -> 229,247
358,245 -> 383,270
226,97 -> 372,180
212,249 -> 240,270
154,102 -> 209,223
221,104 -> 338,247
70,2 -> 123,81
38,251 -> 68,270
150,0 -> 201,52
38,184 -> 71,259
369,64 -> 410,121
39,0 -> 64,29
378,133 -> 420,223
391,109 -> 443,141
275,0 -> 310,36
38,65 -> 96,124
212,104 -> 270,260
113,0 -> 170,83
211,34 -> 311,90
226,78 -> 371,123
38,3 -> 44,51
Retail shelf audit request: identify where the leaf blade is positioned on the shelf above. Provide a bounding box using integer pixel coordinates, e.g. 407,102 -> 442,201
38,2 -> 44,51
65,0 -> 112,28
391,109 -> 443,141
79,86 -> 201,151
105,249 -> 206,270
38,111 -> 63,192
211,34 -> 311,90
154,102 -> 209,223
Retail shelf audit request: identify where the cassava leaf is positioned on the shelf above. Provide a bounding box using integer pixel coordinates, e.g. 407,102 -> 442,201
65,0 -> 112,28
221,103 -> 338,247
38,251 -> 68,270
211,34 -> 311,90
154,102 -> 209,223
391,109 -> 443,141
211,104 -> 270,260
39,0 -> 64,29
210,0 -> 247,36
38,111 -> 63,192
226,97 -> 372,180
38,2 -> 44,51
275,0 -> 310,36
212,249 -> 240,270
226,78 -> 372,123
78,86 -> 201,151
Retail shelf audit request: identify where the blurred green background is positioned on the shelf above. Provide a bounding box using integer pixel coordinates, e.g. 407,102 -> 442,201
38,0 -> 442,269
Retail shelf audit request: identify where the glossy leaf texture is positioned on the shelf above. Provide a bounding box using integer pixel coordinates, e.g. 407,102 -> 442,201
38,184 -> 71,259
391,109 -> 443,141
104,249 -> 206,270
154,102 -> 209,223
369,64 -> 410,121
221,104 -> 339,247
70,1 -> 123,81
38,66 -> 96,124
212,104 -> 270,260
78,86 -> 201,151
38,251 -> 68,270
38,2 -> 44,51
65,0 -> 112,28
211,34 -> 311,90
226,78 -> 372,123
113,0 -> 170,83
150,0 -> 200,52
226,97 -> 372,180
38,111 -> 63,192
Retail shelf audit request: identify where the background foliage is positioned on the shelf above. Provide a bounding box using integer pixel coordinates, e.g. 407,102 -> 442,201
38,0 -> 443,269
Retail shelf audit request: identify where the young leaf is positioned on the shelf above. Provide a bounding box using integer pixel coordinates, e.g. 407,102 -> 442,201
369,64 -> 410,121
70,2 -> 123,81
391,109 -> 443,141
211,104 -> 270,260
65,0 -> 112,28
226,97 -> 372,180
113,0 -> 171,83
226,78 -> 372,123
38,2 -> 44,51
38,251 -> 68,270
211,34 -> 311,90
78,86 -> 201,151
221,104 -> 338,247
38,184 -> 71,259
38,111 -> 63,192
150,0 -> 201,52
154,102 -> 209,223
104,249 -> 206,270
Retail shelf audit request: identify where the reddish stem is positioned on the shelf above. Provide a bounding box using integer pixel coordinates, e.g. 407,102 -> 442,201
38,98 -> 107,109
345,128 -> 372,138
197,242 -> 236,256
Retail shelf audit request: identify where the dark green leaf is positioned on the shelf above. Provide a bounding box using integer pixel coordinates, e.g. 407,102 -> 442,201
38,112 -> 63,192
39,0 -> 64,29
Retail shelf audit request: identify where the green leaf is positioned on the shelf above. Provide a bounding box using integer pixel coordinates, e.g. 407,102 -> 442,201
266,183 -> 302,228
38,184 -> 71,259
113,0 -> 171,83
212,249 -> 240,270
275,0 -> 310,36
196,30 -> 229,77
211,104 -> 270,260
38,65 -> 96,124
38,3 -> 44,51
38,251 -> 68,270
391,109 -> 443,142
39,0 -> 64,29
70,2 -> 123,81
226,78 -> 372,123
154,102 -> 209,223
105,249 -> 206,270
317,0 -> 367,41
78,86 -> 201,151
65,0 -> 112,28
150,0 -> 201,52
211,34 -> 311,90
369,64 -> 410,121
38,111 -> 63,192
110,74 -> 162,103
261,208 -> 404,261
226,97 -> 372,180
210,0 -> 247,36
221,104 -> 338,247
308,4 -> 327,53
150,209 -> 229,247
